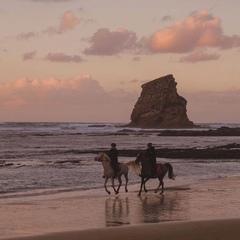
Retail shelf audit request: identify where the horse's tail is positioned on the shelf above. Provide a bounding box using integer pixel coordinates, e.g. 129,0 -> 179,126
126,160 -> 141,176
164,163 -> 175,180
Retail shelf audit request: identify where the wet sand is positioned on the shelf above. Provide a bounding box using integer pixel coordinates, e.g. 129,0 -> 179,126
1,176 -> 240,240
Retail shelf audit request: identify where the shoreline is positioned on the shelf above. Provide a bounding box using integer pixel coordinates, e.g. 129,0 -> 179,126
1,176 -> 240,239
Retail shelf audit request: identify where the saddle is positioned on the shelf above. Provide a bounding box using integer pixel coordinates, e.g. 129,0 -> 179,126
156,164 -> 162,173
151,164 -> 162,177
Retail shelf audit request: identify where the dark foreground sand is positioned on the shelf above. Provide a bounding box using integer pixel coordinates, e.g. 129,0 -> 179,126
1,177 -> 240,240
4,218 -> 240,240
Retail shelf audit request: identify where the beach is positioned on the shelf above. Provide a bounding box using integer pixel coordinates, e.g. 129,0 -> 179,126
1,176 -> 240,240
1,122 -> 240,239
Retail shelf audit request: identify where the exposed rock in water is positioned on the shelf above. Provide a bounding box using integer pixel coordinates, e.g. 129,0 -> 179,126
127,74 -> 194,128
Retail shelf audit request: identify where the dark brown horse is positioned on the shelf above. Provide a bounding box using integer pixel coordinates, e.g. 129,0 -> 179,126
135,152 -> 175,195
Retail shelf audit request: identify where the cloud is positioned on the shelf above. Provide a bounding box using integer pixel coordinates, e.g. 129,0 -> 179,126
43,10 -> 80,35
0,75 -> 138,122
83,28 -> 138,55
17,31 -> 38,40
22,51 -> 37,60
44,53 -> 84,62
149,9 -> 240,53
82,10 -> 239,59
220,35 -> 240,50
161,15 -> 173,22
16,11 -> 80,40
0,75 -> 103,106
59,10 -> 80,32
180,51 -> 220,63
182,89 -> 240,123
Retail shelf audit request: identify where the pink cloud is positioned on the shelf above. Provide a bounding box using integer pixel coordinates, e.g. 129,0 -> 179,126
82,10 -> 239,59
149,9 -> 240,53
43,10 -> 80,35
44,53 -> 84,62
0,75 -> 105,106
0,76 -> 138,122
22,51 -> 37,61
83,28 -> 138,55
59,10 -> 80,32
180,51 -> 220,63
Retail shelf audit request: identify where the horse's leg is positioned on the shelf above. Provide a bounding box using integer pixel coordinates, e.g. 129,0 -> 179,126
160,180 -> 164,194
104,177 -> 111,195
116,176 -> 122,194
143,178 -> 150,193
138,177 -> 144,196
159,171 -> 167,194
124,174 -> 128,192
124,172 -> 129,192
111,177 -> 118,194
155,178 -> 163,193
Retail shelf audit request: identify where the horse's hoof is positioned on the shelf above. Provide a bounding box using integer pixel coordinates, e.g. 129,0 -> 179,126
125,189 -> 128,193
107,192 -> 111,195
154,191 -> 157,193
144,190 -> 148,193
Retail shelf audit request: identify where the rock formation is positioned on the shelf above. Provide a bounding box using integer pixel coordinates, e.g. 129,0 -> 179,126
127,74 -> 194,128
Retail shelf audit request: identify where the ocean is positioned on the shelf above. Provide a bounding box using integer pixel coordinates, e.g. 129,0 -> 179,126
0,122 -> 240,202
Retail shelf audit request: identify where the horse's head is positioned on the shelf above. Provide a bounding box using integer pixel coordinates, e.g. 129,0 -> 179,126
95,152 -> 104,162
95,152 -> 110,163
135,152 -> 145,164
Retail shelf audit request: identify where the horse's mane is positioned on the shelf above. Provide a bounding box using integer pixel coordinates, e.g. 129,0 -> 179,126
100,152 -> 110,162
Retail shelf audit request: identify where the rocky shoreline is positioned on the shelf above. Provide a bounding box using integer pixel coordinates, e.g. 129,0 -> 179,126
158,126 -> 240,136
115,143 -> 240,159
117,126 -> 240,136
57,142 -> 240,159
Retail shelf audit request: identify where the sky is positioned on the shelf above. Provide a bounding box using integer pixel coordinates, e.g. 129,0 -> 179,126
0,0 -> 240,123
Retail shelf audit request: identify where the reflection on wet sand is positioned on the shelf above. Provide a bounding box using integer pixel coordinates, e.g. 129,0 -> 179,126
105,197 -> 130,226
139,195 -> 165,223
137,191 -> 189,223
104,180 -> 240,230
104,188 -> 191,227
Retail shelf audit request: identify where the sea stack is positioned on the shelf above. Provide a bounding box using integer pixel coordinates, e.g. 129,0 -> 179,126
127,74 -> 194,128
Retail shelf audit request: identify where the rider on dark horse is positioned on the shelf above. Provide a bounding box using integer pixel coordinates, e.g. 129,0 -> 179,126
109,143 -> 119,178
145,143 -> 157,176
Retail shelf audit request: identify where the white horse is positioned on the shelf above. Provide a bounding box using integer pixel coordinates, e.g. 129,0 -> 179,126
95,152 -> 139,195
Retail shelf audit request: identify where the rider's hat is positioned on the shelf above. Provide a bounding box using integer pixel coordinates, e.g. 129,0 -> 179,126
111,143 -> 116,147
147,142 -> 152,147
